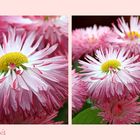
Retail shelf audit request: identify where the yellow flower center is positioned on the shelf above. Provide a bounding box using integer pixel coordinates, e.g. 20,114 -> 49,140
101,59 -> 121,73
0,52 -> 28,72
126,31 -> 140,40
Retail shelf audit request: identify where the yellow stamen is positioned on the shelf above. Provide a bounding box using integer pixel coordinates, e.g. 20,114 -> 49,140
0,52 -> 28,71
101,59 -> 121,72
127,31 -> 140,40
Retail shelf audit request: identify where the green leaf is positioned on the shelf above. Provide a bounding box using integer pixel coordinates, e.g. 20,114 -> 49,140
72,99 -> 93,118
54,103 -> 68,124
72,60 -> 82,72
72,107 -> 102,124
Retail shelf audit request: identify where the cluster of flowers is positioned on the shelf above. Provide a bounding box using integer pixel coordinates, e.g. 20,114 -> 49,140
0,16 -> 68,124
72,16 -> 140,124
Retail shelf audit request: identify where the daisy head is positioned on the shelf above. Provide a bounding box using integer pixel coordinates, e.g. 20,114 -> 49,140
97,96 -> 140,124
112,16 -> 140,53
41,16 -> 68,56
0,16 -> 68,57
0,27 -> 68,122
72,25 -> 112,60
72,70 -> 88,112
79,47 -> 140,100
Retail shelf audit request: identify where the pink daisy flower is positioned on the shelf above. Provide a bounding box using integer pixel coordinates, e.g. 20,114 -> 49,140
112,16 -> 140,54
0,28 -> 68,122
79,47 -> 140,100
44,16 -> 68,56
72,25 -> 114,60
72,70 -> 88,112
97,96 -> 140,124
0,16 -> 68,57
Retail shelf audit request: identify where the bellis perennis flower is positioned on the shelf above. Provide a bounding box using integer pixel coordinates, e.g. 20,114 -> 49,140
0,16 -> 68,57
72,25 -> 114,60
72,70 -> 88,112
0,28 -> 68,123
112,16 -> 140,54
97,96 -> 140,124
79,47 -> 140,100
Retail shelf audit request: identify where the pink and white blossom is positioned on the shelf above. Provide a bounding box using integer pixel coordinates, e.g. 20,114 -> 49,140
0,28 -> 68,122
97,96 -> 140,124
0,16 -> 68,56
72,70 -> 88,112
79,47 -> 140,100
72,25 -> 114,60
112,16 -> 140,54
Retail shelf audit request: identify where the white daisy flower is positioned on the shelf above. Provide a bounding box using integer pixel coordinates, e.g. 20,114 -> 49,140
79,47 -> 140,100
0,28 -> 68,121
112,16 -> 140,54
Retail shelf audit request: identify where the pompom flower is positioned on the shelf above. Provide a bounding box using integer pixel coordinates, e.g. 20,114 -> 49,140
72,25 -> 113,60
72,70 -> 88,112
112,16 -> 140,54
0,28 -> 68,123
79,47 -> 140,100
97,96 -> 140,124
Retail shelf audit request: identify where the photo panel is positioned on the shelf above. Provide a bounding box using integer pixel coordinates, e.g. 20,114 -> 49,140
72,16 -> 140,124
0,16 -> 68,124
